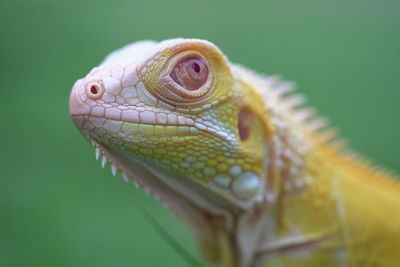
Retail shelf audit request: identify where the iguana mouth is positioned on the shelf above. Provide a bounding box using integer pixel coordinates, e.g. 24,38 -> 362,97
72,113 -> 194,126
69,87 -> 204,135
71,112 -> 232,141
71,114 -> 200,138
70,107 -> 195,126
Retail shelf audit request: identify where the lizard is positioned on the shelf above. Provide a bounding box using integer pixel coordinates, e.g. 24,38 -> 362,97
69,38 -> 400,267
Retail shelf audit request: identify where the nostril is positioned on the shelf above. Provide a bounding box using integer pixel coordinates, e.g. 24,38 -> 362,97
90,85 -> 98,94
86,82 -> 104,99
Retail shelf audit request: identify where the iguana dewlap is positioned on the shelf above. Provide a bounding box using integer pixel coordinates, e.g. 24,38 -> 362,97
69,39 -> 400,267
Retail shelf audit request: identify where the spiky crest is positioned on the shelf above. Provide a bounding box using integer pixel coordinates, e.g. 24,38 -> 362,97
231,64 -> 400,190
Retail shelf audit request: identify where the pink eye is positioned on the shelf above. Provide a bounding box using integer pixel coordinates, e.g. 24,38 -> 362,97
170,57 -> 209,91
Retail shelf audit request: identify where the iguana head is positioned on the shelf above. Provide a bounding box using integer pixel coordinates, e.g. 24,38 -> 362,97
69,39 -> 273,213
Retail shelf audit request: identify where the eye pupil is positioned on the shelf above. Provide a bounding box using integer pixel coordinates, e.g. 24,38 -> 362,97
90,85 -> 98,94
192,62 -> 201,73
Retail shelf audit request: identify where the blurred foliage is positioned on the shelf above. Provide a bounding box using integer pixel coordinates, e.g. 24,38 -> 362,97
0,0 -> 399,266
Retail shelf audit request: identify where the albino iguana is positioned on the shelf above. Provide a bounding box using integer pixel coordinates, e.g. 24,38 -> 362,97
69,38 -> 400,267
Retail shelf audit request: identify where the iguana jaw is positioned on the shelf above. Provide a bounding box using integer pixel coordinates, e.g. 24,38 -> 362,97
70,112 -> 236,215
70,97 -> 266,211
86,137 -> 239,230
87,137 -> 268,266
70,89 -> 233,219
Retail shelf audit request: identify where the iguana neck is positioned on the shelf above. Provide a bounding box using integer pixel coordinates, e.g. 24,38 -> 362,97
194,108 -> 317,267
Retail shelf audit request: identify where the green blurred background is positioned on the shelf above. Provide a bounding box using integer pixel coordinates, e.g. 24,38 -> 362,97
0,0 -> 399,266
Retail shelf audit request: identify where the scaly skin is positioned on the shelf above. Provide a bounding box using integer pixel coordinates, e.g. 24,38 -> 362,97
69,39 -> 400,267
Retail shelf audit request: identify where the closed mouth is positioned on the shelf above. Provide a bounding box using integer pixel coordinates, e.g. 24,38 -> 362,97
71,114 -> 201,137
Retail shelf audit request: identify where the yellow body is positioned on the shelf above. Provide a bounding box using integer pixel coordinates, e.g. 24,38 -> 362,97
234,69 -> 400,266
69,38 -> 400,267
261,137 -> 400,266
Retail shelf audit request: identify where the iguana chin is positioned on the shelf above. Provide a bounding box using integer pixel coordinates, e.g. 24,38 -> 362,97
69,38 -> 400,267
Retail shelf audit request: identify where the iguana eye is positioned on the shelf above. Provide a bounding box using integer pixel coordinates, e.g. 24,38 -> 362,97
156,51 -> 213,103
141,46 -> 224,107
170,57 -> 209,91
